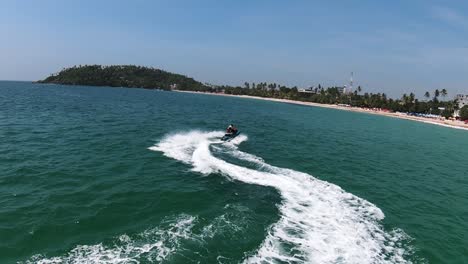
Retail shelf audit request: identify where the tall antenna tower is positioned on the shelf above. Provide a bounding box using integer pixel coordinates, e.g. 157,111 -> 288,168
349,72 -> 354,92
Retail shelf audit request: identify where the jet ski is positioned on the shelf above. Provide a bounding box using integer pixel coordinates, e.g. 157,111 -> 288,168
221,130 -> 240,141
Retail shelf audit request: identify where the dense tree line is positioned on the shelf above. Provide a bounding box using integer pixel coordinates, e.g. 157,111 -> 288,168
460,105 -> 468,121
38,65 -> 209,91
216,83 -> 458,117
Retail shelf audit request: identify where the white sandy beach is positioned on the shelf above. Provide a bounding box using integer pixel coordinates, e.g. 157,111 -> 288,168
175,90 -> 468,131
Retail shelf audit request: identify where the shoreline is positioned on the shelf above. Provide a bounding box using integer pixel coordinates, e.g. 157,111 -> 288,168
175,90 -> 468,131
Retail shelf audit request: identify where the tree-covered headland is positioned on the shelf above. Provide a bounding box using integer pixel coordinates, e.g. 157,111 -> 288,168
38,65 -> 208,91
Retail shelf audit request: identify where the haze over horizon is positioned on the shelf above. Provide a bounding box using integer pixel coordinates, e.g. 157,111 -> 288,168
1,0 -> 468,98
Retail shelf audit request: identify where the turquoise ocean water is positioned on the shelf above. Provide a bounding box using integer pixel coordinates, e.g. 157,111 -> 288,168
1,81 -> 467,263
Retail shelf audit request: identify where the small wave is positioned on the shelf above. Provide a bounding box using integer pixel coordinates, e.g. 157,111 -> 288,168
150,130 -> 414,264
201,204 -> 251,240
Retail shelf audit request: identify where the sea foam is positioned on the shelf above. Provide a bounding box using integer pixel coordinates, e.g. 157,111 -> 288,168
151,130 -> 412,264
24,214 -> 196,264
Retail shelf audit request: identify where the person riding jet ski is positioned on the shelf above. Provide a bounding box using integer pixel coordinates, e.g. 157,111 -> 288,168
222,124 -> 240,141
226,124 -> 238,134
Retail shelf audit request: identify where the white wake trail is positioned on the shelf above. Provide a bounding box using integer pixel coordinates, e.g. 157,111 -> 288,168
150,131 -> 412,264
24,214 -> 197,264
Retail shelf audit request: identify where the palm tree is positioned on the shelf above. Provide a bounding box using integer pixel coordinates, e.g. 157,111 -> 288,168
434,89 -> 440,98
424,91 -> 430,100
441,89 -> 447,99
402,93 -> 408,104
454,98 -> 460,111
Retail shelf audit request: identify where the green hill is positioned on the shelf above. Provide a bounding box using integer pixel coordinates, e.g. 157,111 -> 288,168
38,65 -> 210,91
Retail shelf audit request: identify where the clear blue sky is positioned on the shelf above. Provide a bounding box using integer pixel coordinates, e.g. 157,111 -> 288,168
1,0 -> 467,97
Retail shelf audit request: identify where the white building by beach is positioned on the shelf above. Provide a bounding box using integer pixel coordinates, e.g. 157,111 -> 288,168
298,87 -> 317,94
454,94 -> 468,117
456,94 -> 468,108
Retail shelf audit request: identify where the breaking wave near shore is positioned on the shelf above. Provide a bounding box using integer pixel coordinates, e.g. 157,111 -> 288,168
150,130 -> 413,264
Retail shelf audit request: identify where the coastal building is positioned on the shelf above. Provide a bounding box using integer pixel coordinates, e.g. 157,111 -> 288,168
456,94 -> 468,108
204,82 -> 216,88
298,87 -> 317,94
341,72 -> 354,94
454,94 -> 468,117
